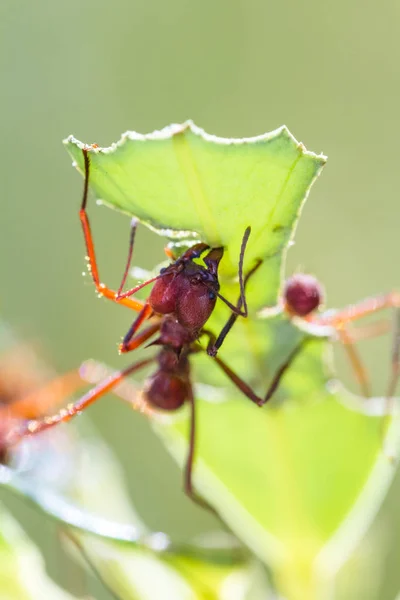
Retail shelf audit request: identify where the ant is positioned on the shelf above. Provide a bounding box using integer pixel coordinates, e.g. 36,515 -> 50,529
207,273 -> 400,439
13,146 -> 259,511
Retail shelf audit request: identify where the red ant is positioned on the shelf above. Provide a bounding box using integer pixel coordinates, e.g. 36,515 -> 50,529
13,146 -> 258,511
208,273 -> 400,437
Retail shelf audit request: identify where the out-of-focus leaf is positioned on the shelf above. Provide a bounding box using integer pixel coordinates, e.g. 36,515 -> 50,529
0,501 -> 78,600
2,421 -> 272,600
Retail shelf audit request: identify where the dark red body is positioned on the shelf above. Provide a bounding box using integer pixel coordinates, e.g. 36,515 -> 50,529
142,243 -> 223,411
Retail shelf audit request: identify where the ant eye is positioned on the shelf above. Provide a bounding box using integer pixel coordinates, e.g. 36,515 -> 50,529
208,291 -> 216,300
160,268 -> 167,274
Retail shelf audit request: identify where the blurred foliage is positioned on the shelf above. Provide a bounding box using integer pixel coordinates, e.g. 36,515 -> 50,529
1,0 -> 399,598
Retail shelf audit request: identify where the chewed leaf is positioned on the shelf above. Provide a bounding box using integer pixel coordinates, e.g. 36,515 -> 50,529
64,121 -> 325,283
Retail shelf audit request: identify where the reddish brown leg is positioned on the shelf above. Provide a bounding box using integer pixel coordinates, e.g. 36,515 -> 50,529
79,359 -> 154,415
184,385 -> 218,516
387,309 -> 400,401
213,337 -> 312,406
311,291 -> 400,403
80,148 -> 148,312
119,323 -> 161,354
119,301 -> 159,353
13,358 -> 154,444
345,320 -> 392,342
312,291 -> 400,328
337,327 -> 371,398
381,309 -> 400,445
2,369 -> 87,421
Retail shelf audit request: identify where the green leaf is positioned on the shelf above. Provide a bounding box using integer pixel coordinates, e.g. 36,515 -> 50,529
64,123 -> 398,599
0,503 -> 78,600
2,422 -> 271,600
64,121 -> 325,290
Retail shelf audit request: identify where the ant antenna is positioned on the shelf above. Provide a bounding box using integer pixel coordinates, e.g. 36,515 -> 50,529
115,273 -> 166,301
238,226 -> 251,317
207,226 -> 253,317
117,218 -> 138,297
81,149 -> 90,211
208,258 -> 262,356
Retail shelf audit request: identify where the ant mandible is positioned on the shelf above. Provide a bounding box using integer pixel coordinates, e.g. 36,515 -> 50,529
14,146 -> 259,511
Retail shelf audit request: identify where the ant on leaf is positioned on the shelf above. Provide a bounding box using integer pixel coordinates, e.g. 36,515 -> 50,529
14,147 -> 261,511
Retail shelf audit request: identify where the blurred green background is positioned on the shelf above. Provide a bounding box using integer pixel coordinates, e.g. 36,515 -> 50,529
1,0 -> 399,597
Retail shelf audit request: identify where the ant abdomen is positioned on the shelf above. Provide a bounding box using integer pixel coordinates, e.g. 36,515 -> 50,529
284,274 -> 324,317
145,372 -> 188,410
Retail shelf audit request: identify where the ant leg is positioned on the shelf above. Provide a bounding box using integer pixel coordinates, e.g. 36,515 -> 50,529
345,320 -> 391,342
337,327 -> 371,398
213,356 -> 263,405
184,385 -> 218,516
312,291 -> 400,328
381,309 -> 400,445
387,309 -> 400,400
13,358 -> 154,443
2,369 -> 87,420
213,337 -> 312,406
311,291 -> 400,402
119,322 -> 161,354
261,338 -> 312,404
79,360 -> 154,415
80,149 -> 151,312
207,259 -> 263,357
119,301 -> 160,353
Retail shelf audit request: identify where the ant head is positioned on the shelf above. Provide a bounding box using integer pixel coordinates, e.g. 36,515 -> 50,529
283,274 -> 324,317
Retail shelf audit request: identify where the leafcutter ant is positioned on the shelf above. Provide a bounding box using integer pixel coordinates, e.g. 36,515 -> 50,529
14,147 -> 259,511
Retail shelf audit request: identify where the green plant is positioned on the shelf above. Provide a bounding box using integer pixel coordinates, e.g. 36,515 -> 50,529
0,122 -> 398,600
